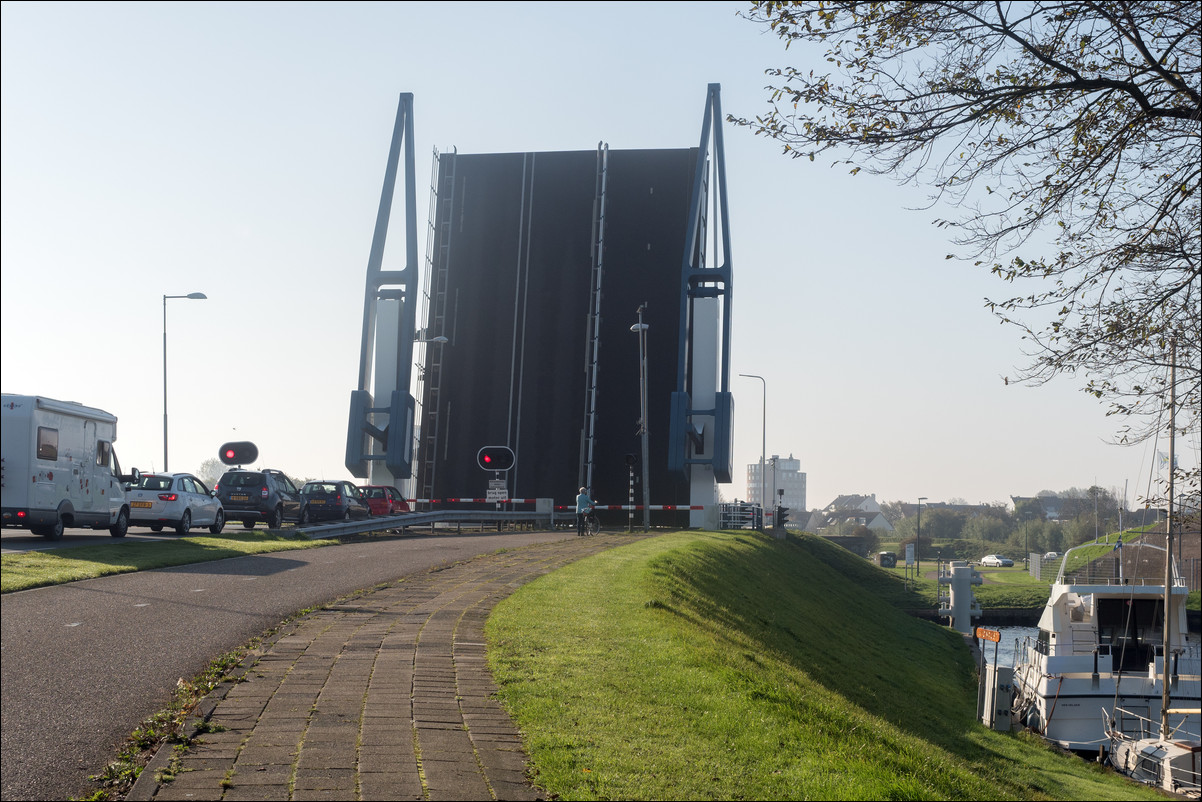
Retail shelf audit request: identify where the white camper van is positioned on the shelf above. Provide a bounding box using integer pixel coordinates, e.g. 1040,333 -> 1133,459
1,394 -> 139,540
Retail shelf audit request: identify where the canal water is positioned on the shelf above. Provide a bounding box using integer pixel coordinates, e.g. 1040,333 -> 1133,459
983,626 -> 1038,668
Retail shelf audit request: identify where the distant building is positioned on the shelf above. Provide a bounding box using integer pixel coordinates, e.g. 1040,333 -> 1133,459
825,494 -> 882,514
746,454 -> 805,518
805,493 -> 894,532
1011,495 -> 1068,521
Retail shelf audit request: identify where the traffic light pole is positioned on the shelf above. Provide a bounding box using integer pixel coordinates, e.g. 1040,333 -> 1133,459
627,465 -> 634,533
633,304 -> 651,533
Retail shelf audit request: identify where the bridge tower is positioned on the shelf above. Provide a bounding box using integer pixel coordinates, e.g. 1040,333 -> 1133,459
669,83 -> 735,527
345,93 -> 421,486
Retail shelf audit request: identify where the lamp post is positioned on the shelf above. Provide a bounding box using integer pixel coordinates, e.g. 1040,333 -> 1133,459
916,497 -> 927,578
163,292 -> 207,471
739,374 -> 766,528
630,305 -> 650,532
771,456 -> 778,510
411,334 -> 448,378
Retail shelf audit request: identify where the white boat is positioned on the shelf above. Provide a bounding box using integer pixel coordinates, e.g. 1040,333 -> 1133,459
1105,706 -> 1201,798
1014,341 -> 1201,796
1100,341 -> 1202,798
1009,541 -> 1201,754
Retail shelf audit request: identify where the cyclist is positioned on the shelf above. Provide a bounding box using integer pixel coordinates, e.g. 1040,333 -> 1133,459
575,486 -> 594,537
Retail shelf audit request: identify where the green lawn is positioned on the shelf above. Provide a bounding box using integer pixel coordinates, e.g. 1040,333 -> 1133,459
1,531 -> 334,593
486,530 -> 1160,801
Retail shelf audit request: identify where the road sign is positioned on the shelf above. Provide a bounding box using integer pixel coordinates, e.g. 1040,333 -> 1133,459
486,480 -> 507,502
976,627 -> 1001,643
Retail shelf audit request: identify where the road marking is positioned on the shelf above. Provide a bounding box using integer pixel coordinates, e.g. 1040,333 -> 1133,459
66,622 -> 82,627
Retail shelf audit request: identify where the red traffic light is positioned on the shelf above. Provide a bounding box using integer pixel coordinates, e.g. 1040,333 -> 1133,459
476,445 -> 515,471
218,441 -> 258,466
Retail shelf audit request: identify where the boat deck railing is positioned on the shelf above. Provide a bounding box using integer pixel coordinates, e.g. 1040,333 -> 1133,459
1014,633 -> 1202,676
1110,704 -> 1202,744
1056,540 -> 1186,586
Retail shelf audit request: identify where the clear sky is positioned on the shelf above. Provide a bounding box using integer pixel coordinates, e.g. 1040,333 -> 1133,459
3,1 -> 1193,512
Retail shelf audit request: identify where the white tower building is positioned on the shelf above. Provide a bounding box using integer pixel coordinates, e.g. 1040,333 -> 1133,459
746,454 -> 806,520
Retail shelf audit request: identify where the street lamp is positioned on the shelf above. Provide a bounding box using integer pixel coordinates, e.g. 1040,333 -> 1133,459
739,374 -> 766,527
771,456 -> 778,507
412,335 -> 448,377
916,497 -> 927,578
163,292 -> 207,471
631,305 -> 650,532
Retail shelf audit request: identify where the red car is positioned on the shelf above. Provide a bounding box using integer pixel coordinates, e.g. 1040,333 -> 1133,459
358,485 -> 411,516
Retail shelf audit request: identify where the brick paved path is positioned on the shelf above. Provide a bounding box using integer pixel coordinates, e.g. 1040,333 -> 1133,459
130,534 -> 636,801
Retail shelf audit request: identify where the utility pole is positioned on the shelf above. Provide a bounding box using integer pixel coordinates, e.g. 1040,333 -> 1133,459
631,304 -> 651,532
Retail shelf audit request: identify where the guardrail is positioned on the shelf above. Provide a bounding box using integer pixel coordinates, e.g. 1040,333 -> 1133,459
294,509 -> 559,539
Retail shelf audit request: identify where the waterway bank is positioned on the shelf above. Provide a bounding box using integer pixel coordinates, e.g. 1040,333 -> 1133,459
903,608 -> 1041,627
906,607 -> 1200,629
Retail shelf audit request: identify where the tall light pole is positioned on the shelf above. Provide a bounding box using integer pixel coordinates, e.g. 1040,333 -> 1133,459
739,374 -> 766,527
771,456 -> 778,506
916,497 -> 927,578
163,292 -> 207,472
631,305 -> 651,532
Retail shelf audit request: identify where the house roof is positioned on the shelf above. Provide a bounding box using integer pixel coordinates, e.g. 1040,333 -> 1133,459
826,494 -> 873,510
808,509 -> 895,532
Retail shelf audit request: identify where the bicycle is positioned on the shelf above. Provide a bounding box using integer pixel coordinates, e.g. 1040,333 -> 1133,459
579,507 -> 601,537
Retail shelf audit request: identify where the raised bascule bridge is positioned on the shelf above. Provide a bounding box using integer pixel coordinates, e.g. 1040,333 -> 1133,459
344,86 -> 737,529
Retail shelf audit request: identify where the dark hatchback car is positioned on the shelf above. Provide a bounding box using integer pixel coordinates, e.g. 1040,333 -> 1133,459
214,469 -> 302,529
299,480 -> 372,523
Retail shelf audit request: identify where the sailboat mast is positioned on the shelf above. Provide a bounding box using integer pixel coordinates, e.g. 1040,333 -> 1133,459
1161,337 -> 1175,740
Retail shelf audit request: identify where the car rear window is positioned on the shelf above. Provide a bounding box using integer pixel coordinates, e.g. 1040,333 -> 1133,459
223,472 -> 265,488
134,475 -> 174,491
304,483 -> 339,494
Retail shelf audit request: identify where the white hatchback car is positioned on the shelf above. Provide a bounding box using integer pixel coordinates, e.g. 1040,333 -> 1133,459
980,554 -> 1014,568
127,473 -> 225,535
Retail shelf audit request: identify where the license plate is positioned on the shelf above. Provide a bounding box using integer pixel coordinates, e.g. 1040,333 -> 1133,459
132,501 -> 152,508
310,499 -> 326,505
232,494 -> 248,502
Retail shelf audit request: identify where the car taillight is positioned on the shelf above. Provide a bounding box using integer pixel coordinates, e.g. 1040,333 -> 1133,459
159,493 -> 177,501
261,486 -> 269,497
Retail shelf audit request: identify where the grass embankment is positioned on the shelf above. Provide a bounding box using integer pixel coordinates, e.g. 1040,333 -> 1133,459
901,565 -> 1053,610
487,530 -> 1158,801
0,531 -> 335,593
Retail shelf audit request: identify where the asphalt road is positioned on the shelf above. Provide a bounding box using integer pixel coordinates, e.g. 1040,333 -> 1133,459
0,529 -> 572,801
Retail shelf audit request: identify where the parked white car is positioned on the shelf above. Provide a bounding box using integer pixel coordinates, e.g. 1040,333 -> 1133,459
127,473 -> 224,534
980,554 -> 1014,568
1043,551 -> 1062,561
